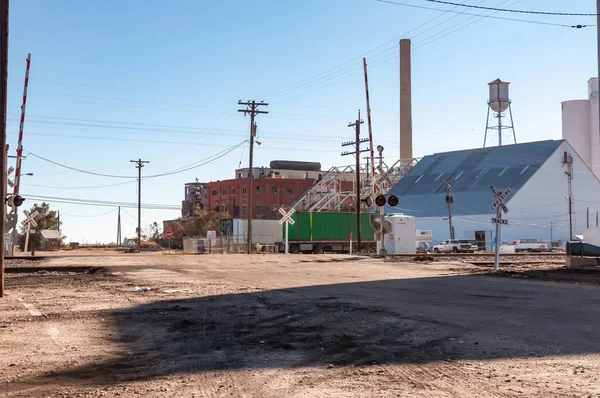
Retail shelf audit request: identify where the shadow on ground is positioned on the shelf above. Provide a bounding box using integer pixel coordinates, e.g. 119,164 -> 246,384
26,271 -> 600,385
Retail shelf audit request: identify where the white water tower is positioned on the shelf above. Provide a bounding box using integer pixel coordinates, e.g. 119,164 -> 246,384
484,78 -> 516,147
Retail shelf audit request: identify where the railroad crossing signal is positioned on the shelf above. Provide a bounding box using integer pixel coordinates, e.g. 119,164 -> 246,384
278,207 -> 296,225
374,194 -> 399,207
22,209 -> 39,228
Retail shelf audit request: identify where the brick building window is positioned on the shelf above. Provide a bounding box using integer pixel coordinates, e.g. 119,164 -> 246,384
212,190 -> 217,196
272,186 -> 278,195
257,205 -> 263,217
287,187 -> 293,195
242,187 -> 247,194
256,186 -> 263,194
222,189 -> 227,195
231,188 -> 236,194
242,205 -> 247,216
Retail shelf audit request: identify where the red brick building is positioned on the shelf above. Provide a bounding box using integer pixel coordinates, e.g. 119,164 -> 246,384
207,177 -> 315,219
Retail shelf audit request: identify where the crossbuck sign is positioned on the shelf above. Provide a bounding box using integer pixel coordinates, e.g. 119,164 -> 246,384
22,210 -> 39,228
22,210 -> 40,256
489,185 -> 511,272
279,208 -> 295,254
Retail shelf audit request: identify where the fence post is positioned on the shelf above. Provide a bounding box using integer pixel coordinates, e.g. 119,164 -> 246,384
350,232 -> 353,254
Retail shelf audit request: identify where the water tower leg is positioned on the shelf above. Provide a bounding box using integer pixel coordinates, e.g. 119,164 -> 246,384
483,106 -> 490,148
508,103 -> 517,144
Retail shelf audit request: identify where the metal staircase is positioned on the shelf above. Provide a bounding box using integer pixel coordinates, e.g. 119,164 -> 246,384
292,158 -> 419,212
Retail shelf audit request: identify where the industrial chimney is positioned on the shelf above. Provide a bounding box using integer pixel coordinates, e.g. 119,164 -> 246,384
400,39 -> 413,165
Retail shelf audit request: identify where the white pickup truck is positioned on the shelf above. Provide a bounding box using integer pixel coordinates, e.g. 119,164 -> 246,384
514,239 -> 548,252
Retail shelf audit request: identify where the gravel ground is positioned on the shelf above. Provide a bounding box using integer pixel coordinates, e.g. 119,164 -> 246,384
4,258 -> 49,268
1,253 -> 600,397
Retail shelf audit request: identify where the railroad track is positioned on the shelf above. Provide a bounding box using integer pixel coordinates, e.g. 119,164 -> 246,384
384,252 -> 565,258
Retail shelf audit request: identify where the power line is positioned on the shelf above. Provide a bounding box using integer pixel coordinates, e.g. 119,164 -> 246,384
24,140 -> 247,180
424,0 -> 597,16
26,152 -> 137,179
20,194 -> 180,210
261,0 -> 481,101
22,181 -> 136,190
60,208 -> 118,218
377,0 -> 591,28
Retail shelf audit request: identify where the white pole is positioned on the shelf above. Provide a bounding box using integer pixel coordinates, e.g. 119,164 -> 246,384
349,232 -> 353,254
285,220 -> 289,254
24,220 -> 30,256
494,207 -> 501,272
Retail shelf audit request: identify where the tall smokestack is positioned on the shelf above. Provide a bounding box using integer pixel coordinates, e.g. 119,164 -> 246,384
400,39 -> 413,164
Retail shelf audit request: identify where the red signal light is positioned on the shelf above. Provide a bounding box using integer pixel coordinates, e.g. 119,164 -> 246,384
387,195 -> 399,207
375,195 -> 386,207
7,195 -> 24,208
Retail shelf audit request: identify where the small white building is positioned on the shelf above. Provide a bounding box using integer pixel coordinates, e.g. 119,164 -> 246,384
385,140 -> 600,249
562,78 -> 600,179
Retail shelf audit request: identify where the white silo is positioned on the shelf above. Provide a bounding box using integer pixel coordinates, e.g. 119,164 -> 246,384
484,79 -> 516,147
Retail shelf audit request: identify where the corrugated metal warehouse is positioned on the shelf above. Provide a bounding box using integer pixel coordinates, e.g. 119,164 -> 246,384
385,140 -> 600,249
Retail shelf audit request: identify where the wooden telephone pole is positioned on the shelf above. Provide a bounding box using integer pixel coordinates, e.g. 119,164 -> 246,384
0,0 -> 8,297
130,159 -> 149,253
342,111 -> 368,252
237,100 -> 268,254
444,179 -> 455,239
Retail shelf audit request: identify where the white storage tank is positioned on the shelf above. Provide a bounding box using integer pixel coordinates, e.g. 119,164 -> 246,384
488,79 -> 510,113
378,214 -> 417,255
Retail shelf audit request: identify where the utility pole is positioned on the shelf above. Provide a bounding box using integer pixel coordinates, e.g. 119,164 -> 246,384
563,152 -> 573,240
550,221 -> 553,245
0,0 -> 8,297
444,179 -> 455,239
342,111 -> 368,253
587,207 -> 590,229
57,210 -> 60,230
130,159 -> 149,253
117,206 -> 121,246
238,100 -> 268,254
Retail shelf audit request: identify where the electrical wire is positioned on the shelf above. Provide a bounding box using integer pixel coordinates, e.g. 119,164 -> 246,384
21,181 -> 137,190
424,0 -> 597,16
25,152 -> 137,179
20,194 -> 180,210
24,140 -> 247,181
261,0 -> 480,100
377,0 -> 586,29
60,208 -> 118,218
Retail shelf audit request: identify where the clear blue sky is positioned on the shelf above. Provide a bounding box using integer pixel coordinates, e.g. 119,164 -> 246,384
6,0 -> 597,243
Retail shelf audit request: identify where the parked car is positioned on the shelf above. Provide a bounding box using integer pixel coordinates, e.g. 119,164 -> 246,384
458,239 -> 478,253
514,239 -> 548,252
433,239 -> 474,253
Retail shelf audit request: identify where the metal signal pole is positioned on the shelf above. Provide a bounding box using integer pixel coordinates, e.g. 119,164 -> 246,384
238,100 -> 268,254
0,0 -> 8,297
130,159 -> 149,253
342,111 -> 368,253
117,206 -> 121,246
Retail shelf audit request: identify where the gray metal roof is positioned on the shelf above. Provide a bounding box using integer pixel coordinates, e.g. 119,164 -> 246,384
386,140 -> 563,217
41,229 -> 62,240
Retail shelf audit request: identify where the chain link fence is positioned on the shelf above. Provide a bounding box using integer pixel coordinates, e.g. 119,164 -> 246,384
183,235 -> 279,254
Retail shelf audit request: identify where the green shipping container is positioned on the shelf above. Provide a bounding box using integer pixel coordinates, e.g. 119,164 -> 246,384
285,212 -> 375,242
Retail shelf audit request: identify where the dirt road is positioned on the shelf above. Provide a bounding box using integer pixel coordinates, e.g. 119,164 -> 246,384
1,254 -> 599,397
